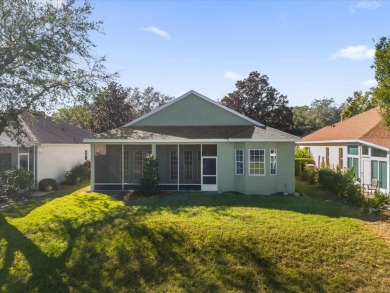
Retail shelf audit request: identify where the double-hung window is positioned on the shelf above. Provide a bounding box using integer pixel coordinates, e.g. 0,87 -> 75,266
270,149 -> 277,175
235,149 -> 244,175
249,149 -> 265,176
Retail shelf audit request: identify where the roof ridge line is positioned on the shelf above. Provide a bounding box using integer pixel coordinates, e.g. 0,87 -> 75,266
360,120 -> 382,139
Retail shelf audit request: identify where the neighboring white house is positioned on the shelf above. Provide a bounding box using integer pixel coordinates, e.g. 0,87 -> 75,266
297,108 -> 390,193
0,112 -> 92,185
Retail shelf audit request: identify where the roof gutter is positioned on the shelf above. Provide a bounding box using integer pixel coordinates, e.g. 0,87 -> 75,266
84,138 -> 300,144
297,139 -> 390,151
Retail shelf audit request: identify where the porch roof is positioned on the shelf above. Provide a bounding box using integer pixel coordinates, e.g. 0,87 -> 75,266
86,125 -> 299,142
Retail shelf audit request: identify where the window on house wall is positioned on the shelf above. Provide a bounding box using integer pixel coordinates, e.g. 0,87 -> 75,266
338,148 -> 343,168
347,145 -> 359,155
270,149 -> 277,175
184,150 -> 192,180
326,147 -> 330,166
371,160 -> 387,189
235,149 -> 244,175
249,149 -> 265,175
0,153 -> 11,172
371,147 -> 387,158
170,150 -> 178,181
347,157 -> 359,178
362,146 -> 369,156
134,150 -> 143,181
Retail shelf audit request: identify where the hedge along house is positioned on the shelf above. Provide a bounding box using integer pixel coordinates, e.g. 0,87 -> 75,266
297,108 -> 390,193
85,91 -> 299,195
0,112 -> 92,185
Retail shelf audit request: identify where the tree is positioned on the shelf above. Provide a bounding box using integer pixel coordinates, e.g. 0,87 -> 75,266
91,83 -> 134,133
138,154 -> 160,196
54,85 -> 173,132
291,98 -> 343,136
52,104 -> 94,130
342,90 -> 377,119
129,86 -> 173,118
0,0 -> 114,142
221,71 -> 293,132
372,36 -> 390,126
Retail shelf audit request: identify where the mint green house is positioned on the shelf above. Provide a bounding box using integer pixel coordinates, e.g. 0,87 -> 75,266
85,91 -> 299,195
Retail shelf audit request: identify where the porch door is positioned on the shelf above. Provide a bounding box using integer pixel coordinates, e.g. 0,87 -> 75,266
18,153 -> 29,170
362,159 -> 371,185
201,157 -> 217,191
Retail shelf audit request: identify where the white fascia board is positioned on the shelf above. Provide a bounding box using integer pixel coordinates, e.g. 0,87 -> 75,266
84,138 -> 298,144
297,139 -> 389,151
122,90 -> 264,128
39,143 -> 89,146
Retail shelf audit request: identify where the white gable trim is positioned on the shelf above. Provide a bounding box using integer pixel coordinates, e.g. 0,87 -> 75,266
122,90 -> 264,127
297,139 -> 389,151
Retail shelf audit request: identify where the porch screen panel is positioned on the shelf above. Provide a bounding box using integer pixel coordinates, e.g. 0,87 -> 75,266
95,145 -> 122,183
184,151 -> 193,181
0,153 -> 11,172
380,162 -> 387,189
170,150 -> 178,181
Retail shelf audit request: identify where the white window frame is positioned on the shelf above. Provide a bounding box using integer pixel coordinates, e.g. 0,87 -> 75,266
170,150 -> 178,181
270,149 -> 277,175
184,150 -> 193,181
248,149 -> 265,176
235,149 -> 244,175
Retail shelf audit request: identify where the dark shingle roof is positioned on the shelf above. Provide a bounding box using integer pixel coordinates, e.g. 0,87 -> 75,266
93,126 -> 298,141
0,113 -> 93,146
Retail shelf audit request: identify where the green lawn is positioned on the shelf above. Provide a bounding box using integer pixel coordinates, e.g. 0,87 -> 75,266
1,182 -> 389,292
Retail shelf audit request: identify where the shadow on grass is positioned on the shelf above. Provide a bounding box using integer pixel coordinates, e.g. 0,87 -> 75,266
1,181 -> 90,218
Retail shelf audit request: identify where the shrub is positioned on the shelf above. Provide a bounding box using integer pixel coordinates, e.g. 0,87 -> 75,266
1,168 -> 34,199
138,154 -> 160,196
295,158 -> 314,176
65,163 -> 89,185
365,192 -> 390,209
318,166 -> 364,207
38,178 -> 58,191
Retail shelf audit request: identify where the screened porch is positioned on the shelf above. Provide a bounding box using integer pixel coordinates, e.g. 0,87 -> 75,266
93,144 -> 217,191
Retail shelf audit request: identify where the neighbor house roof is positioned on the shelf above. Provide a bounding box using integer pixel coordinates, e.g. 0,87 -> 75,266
0,113 -> 93,146
301,108 -> 390,148
87,125 -> 299,142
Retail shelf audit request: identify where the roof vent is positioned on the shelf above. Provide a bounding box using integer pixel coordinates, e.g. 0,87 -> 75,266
62,127 -> 65,131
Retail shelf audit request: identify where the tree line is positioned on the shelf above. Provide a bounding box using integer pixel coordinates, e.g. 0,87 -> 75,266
0,0 -> 389,140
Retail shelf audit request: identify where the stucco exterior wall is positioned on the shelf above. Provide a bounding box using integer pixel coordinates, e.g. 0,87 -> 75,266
37,144 -> 90,183
133,94 -> 253,126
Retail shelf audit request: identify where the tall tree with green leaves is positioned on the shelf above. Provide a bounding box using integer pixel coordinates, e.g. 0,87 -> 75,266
372,36 -> 390,126
91,83 -> 134,133
342,90 -> 377,119
221,71 -> 293,133
0,0 -> 114,142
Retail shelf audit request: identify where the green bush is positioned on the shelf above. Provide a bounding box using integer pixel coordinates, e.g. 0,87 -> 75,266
1,168 -> 34,199
138,154 -> 160,196
318,167 -> 364,207
65,163 -> 89,185
365,192 -> 390,209
38,178 -> 58,191
295,158 -> 314,176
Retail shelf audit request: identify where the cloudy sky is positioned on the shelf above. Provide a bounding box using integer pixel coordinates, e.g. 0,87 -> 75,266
90,0 -> 389,106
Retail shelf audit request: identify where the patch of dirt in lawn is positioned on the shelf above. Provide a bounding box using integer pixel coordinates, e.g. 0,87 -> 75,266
365,221 -> 390,244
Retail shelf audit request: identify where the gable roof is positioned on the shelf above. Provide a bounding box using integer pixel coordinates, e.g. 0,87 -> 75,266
301,108 -> 390,148
0,113 -> 93,146
87,125 -> 298,142
123,90 -> 264,127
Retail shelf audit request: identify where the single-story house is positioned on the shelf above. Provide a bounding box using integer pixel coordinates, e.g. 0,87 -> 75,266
0,112 -> 92,185
297,107 -> 390,192
84,90 -> 300,195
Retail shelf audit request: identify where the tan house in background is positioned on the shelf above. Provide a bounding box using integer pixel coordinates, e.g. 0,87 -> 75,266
297,108 -> 390,192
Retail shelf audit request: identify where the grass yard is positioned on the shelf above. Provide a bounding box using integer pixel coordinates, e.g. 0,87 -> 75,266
1,182 -> 390,292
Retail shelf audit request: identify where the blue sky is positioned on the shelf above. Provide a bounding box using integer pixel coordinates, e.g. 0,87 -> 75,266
90,0 -> 389,106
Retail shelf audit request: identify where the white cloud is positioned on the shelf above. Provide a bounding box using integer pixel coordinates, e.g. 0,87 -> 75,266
143,26 -> 171,40
350,1 -> 381,12
224,71 -> 242,81
362,79 -> 377,88
330,45 -> 375,61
